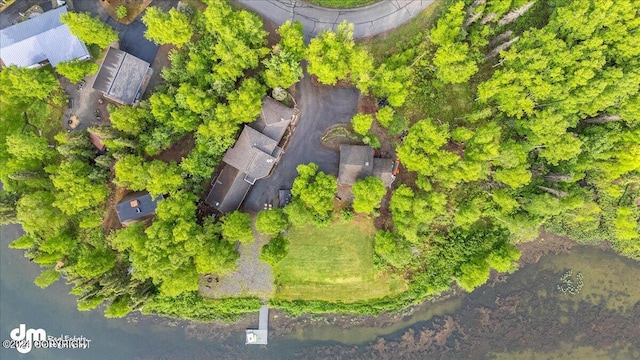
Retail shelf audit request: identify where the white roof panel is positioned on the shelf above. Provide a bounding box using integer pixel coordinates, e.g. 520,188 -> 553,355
0,6 -> 90,68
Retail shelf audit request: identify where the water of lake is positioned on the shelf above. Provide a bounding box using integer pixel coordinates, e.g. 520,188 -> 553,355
2,223 -> 639,359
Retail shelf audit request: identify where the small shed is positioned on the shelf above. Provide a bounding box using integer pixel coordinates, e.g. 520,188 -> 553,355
115,191 -> 163,226
279,189 -> 292,208
88,131 -> 106,152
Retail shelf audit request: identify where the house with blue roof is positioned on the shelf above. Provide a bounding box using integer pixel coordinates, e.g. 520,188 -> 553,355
0,6 -> 90,68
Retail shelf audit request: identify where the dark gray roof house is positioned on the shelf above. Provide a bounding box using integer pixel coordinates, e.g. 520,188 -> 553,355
92,47 -> 152,105
222,126 -> 281,184
338,145 -> 395,187
0,6 -> 90,68
116,191 -> 163,226
250,96 -> 297,140
206,96 -> 296,213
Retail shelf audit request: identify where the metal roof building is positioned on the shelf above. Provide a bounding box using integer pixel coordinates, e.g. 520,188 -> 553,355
0,6 -> 90,68
92,47 -> 151,105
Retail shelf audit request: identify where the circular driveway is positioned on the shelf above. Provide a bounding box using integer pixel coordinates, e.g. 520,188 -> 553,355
235,0 -> 433,38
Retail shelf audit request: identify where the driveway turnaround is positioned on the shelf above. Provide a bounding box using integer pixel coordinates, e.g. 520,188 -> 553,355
235,0 -> 433,38
73,0 -> 179,64
243,69 -> 359,212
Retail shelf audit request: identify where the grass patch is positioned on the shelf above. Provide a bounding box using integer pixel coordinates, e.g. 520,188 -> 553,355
302,0 -> 378,8
406,81 -> 475,124
274,217 -> 406,302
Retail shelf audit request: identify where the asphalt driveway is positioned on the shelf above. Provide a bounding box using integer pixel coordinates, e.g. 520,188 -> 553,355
73,0 -> 173,64
243,68 -> 359,212
0,0 -> 52,29
235,0 -> 433,38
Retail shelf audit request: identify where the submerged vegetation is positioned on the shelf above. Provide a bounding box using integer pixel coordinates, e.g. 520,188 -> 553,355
557,270 -> 584,295
1,0 -> 638,322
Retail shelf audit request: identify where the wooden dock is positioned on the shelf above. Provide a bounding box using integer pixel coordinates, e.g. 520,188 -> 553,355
245,305 -> 268,345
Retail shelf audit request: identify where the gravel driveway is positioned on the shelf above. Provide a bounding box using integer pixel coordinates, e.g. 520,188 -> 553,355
243,67 -> 359,212
200,219 -> 274,299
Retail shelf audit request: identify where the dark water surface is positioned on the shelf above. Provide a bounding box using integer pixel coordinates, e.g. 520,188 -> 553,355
2,222 -> 639,359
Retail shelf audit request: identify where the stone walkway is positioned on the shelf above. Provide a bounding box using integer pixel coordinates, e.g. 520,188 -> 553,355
235,0 -> 433,38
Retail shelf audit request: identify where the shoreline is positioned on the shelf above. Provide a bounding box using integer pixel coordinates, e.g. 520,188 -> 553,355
159,232 -> 616,344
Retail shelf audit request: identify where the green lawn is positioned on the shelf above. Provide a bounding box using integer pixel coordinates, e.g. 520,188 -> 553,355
274,218 -> 406,302
303,0 -> 378,8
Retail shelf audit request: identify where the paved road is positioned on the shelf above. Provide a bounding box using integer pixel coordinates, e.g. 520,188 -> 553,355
235,0 -> 433,38
243,68 -> 359,211
0,0 -> 52,29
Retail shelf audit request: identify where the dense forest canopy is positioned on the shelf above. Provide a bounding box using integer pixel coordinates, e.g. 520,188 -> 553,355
0,0 -> 638,321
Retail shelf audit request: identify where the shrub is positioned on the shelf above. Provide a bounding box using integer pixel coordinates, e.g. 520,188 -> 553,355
340,208 -> 354,222
56,60 -> 99,83
376,106 -> 394,128
260,235 -> 290,266
351,113 -> 373,135
256,209 -> 288,236
352,177 -> 386,214
116,6 -> 128,19
362,133 -> 381,149
221,211 -> 254,243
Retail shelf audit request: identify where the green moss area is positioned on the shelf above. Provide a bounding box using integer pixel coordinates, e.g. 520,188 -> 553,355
302,0 -> 379,8
274,218 -> 407,302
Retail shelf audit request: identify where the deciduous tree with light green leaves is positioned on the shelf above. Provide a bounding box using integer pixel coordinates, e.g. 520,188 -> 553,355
351,113 -> 373,136
256,209 -> 288,236
375,107 -> 394,128
262,50 -> 303,90
291,163 -> 337,224
108,105 -> 150,135
397,119 -> 460,182
307,21 -> 374,89
116,6 -> 128,20
51,160 -> 109,216
429,1 -> 478,84
374,230 -> 413,268
0,66 -> 58,110
352,177 -> 386,214
277,21 -> 306,61
56,60 -> 99,83
60,12 -> 118,48
221,211 -> 254,243
260,235 -> 289,266
142,7 -> 193,48
114,156 -> 184,197
114,155 -> 148,190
